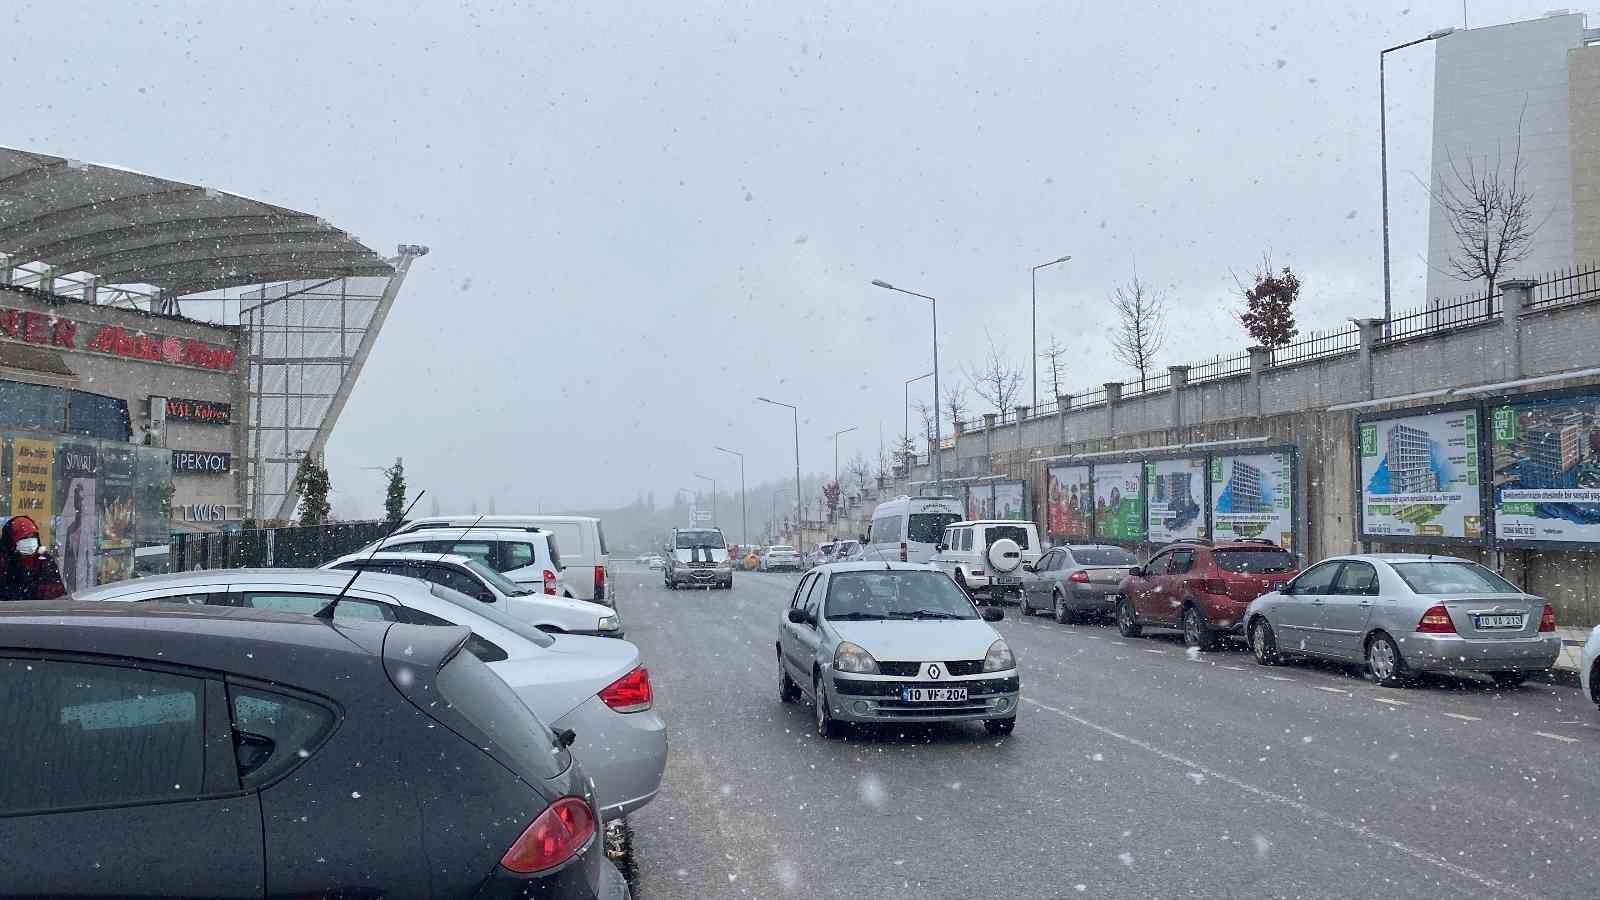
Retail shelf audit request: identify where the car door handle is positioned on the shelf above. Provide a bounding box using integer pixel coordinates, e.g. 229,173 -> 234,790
1358,600 -> 1374,607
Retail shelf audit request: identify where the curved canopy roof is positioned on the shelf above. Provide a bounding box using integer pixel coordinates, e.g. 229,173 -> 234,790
0,147 -> 393,297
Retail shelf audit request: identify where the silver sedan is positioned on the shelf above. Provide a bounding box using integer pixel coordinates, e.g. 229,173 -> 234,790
1243,553 -> 1560,687
1019,544 -> 1138,623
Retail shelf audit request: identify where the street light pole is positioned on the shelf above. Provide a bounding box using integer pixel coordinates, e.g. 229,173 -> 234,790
872,280 -> 944,496
827,425 -> 859,527
713,446 -> 747,546
1380,27 -> 1455,327
1030,255 -> 1071,410
904,371 -> 933,453
757,396 -> 803,542
693,473 -> 716,526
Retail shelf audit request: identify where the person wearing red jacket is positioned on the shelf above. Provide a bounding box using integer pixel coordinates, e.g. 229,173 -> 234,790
0,516 -> 66,602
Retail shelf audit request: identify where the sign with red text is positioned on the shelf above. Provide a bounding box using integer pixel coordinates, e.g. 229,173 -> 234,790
0,306 -> 236,371
159,397 -> 232,425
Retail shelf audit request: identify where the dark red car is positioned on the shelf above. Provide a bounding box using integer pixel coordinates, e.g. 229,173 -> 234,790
1116,539 -> 1300,649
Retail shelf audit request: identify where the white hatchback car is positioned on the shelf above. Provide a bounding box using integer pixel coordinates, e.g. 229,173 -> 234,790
321,551 -> 623,637
932,520 -> 1043,603
68,568 -> 666,821
1583,625 -> 1600,711
360,526 -> 581,600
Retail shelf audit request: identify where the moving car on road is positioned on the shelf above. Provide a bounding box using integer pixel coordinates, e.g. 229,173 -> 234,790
0,603 -> 629,899
69,569 -> 667,824
776,562 -> 1018,738
664,526 -> 733,589
1583,625 -> 1600,710
322,551 -> 623,636
647,555 -> 665,570
1020,544 -> 1139,622
931,519 -> 1042,604
1117,538 -> 1298,649
1244,554 -> 1560,686
759,545 -> 803,571
831,539 -> 862,562
804,541 -> 837,570
865,494 -> 963,563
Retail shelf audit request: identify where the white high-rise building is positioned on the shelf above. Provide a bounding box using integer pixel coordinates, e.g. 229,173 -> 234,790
1424,13 -> 1600,305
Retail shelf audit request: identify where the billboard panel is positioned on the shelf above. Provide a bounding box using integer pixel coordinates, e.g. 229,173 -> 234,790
1490,391 -> 1600,545
1359,408 -> 1483,542
1046,464 -> 1093,539
993,481 -> 1026,520
1211,451 -> 1294,549
1093,462 -> 1145,541
9,437 -> 54,545
55,442 -> 99,594
965,483 -> 994,520
1146,457 -> 1208,543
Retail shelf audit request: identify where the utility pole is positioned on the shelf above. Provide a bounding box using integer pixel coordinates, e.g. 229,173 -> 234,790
713,445 -> 747,546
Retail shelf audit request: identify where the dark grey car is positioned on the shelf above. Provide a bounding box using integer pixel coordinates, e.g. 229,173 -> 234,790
1019,544 -> 1139,623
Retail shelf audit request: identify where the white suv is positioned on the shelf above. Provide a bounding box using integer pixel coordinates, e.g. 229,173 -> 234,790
932,519 -> 1043,603
360,527 -> 583,600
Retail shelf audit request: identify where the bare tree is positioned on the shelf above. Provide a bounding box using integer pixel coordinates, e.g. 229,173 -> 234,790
845,451 -> 873,496
942,383 -> 970,433
965,330 -> 1024,417
1420,104 -> 1545,300
1109,270 -> 1167,390
1039,334 -> 1069,401
911,399 -> 938,450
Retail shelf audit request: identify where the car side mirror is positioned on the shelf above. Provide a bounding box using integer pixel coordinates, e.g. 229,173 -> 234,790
786,608 -> 809,625
980,607 -> 1004,622
935,543 -> 947,553
1280,584 -> 1296,596
1022,562 -> 1036,573
1127,565 -> 1144,578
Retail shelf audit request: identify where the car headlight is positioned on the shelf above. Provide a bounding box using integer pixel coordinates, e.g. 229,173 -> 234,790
982,639 -> 1016,672
598,615 -> 621,632
832,641 -> 879,674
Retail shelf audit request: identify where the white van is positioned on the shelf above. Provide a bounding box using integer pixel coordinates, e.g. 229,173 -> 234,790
864,495 -> 964,564
398,514 -> 614,604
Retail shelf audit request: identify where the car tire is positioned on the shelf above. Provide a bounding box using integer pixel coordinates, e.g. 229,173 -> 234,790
779,655 -> 801,704
1366,632 -> 1411,688
1182,605 -> 1217,651
1249,617 -> 1281,666
1053,590 -> 1072,625
1488,671 -> 1528,688
814,676 -> 843,739
1116,597 -> 1142,638
983,717 -> 1016,736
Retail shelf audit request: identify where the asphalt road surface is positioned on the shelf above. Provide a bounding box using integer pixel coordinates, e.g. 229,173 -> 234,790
614,564 -> 1600,900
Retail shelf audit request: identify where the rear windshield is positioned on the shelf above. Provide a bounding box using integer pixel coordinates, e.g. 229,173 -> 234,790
908,513 -> 961,544
676,530 -> 726,549
1070,547 -> 1136,565
427,584 -> 555,648
1213,549 -> 1295,573
769,546 -> 795,553
985,525 -> 1032,550
434,648 -> 567,780
544,534 -> 562,570
1392,562 -> 1519,594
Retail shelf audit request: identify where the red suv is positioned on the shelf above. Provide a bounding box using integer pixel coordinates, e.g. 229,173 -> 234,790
1116,539 -> 1300,649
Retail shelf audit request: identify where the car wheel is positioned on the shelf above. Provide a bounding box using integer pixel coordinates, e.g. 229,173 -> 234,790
1366,632 -> 1410,687
1488,671 -> 1528,688
1182,605 -> 1217,651
1249,617 -> 1280,666
779,655 -> 801,704
1053,590 -> 1071,625
1116,597 -> 1142,638
983,716 -> 1016,736
814,675 -> 843,739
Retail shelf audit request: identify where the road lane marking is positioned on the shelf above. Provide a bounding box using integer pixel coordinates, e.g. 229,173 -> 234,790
1262,675 -> 1293,682
1315,686 -> 1350,695
1020,697 -> 1543,900
1143,649 -> 1166,655
1442,712 -> 1481,722
1110,641 -> 1127,646
1370,697 -> 1409,706
1219,665 -> 1248,671
1534,731 -> 1579,744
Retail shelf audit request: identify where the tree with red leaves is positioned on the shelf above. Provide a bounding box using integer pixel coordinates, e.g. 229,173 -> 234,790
1236,256 -> 1300,348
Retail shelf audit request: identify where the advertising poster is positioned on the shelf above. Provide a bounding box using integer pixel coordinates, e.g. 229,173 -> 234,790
134,447 -> 173,546
98,445 -> 136,552
965,483 -> 994,520
992,481 -> 1026,520
1359,409 -> 1483,540
1146,457 -> 1208,543
1490,392 -> 1600,544
1211,451 -> 1294,549
9,437 -> 54,546
1046,464 -> 1093,538
55,443 -> 98,593
1093,462 -> 1145,541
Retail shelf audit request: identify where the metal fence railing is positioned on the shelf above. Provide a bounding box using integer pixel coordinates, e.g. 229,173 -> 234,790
1270,326 -> 1361,367
1530,266 -> 1600,310
171,520 -> 391,572
1120,370 -> 1171,400
1187,351 -> 1252,385
1385,290 -> 1498,343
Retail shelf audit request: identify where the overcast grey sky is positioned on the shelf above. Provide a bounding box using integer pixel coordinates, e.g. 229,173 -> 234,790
9,0 -> 1582,516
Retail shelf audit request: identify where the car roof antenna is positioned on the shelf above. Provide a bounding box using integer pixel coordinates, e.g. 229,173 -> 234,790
315,490 -> 428,621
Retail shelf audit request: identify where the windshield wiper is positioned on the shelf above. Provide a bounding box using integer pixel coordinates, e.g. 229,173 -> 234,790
829,612 -> 888,620
889,610 -> 964,620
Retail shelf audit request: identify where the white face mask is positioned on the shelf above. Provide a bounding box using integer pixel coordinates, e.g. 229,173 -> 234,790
14,538 -> 38,556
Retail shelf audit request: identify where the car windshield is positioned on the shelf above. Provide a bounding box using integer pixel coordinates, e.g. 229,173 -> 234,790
908,513 -> 962,543
1213,549 -> 1296,573
985,525 -> 1031,549
463,558 -> 532,596
823,570 -> 977,620
426,584 -> 555,648
1070,547 -> 1137,565
1391,562 -> 1521,595
676,530 -> 725,549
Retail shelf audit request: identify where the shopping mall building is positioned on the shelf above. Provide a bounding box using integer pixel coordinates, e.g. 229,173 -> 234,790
0,147 -> 421,585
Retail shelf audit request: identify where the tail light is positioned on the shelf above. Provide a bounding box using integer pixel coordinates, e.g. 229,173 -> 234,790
1539,603 -> 1556,632
543,569 -> 557,595
1068,570 -> 1090,584
598,666 -> 653,712
594,565 -> 606,601
899,541 -> 908,562
500,796 -> 596,874
1198,578 -> 1230,596
1416,604 -> 1456,634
